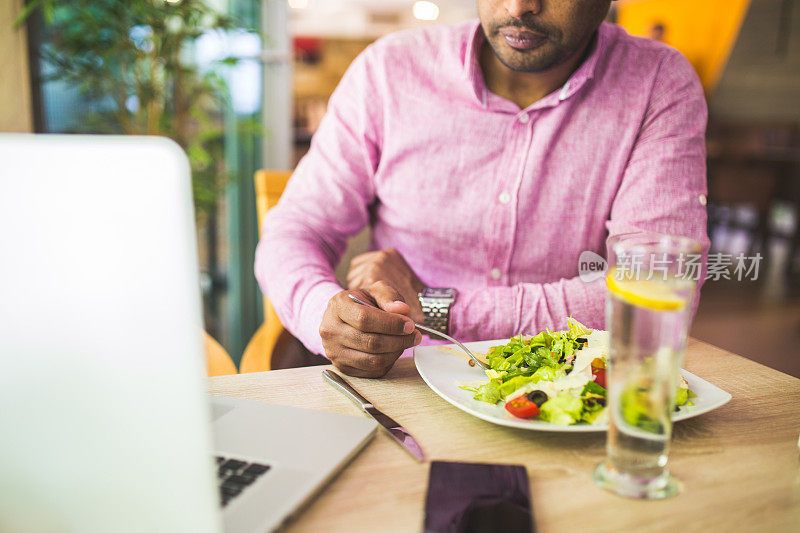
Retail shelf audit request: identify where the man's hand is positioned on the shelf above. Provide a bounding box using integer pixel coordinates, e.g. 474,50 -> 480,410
320,281 -> 422,378
346,248 -> 426,324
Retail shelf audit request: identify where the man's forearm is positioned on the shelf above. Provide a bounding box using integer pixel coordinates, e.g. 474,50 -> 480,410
254,214 -> 345,356
449,276 -> 606,342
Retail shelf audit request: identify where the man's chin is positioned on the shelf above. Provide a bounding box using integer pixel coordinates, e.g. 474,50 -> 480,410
495,50 -> 558,73
488,37 -> 559,73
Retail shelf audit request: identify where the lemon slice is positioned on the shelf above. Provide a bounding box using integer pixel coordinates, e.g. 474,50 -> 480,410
606,268 -> 688,311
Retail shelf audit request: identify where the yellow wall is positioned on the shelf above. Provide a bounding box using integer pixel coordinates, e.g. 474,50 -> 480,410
617,0 -> 751,92
0,0 -> 33,132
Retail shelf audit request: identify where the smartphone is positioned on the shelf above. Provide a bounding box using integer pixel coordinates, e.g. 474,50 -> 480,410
424,461 -> 534,533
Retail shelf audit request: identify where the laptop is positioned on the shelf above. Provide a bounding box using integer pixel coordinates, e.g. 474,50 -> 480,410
0,134 -> 377,533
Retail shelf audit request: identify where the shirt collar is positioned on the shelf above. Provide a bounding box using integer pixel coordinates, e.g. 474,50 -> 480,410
463,20 -> 488,106
463,20 -> 609,110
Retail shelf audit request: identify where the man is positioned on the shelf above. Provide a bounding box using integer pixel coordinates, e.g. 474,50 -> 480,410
647,22 -> 667,43
255,0 -> 709,377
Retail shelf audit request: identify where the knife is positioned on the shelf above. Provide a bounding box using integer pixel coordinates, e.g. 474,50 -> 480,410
322,369 -> 425,462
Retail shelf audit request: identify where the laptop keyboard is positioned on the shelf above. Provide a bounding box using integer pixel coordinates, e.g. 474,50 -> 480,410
216,456 -> 271,507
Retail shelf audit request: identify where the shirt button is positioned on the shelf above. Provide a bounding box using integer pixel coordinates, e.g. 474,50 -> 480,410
498,192 -> 511,204
699,194 -> 707,206
518,113 -> 530,124
490,268 -> 502,280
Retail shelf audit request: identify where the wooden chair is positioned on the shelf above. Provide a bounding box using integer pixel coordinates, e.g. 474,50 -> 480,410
239,170 -> 293,373
205,331 -> 237,376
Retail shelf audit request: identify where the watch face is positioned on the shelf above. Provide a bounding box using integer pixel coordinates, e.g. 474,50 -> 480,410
424,287 -> 456,299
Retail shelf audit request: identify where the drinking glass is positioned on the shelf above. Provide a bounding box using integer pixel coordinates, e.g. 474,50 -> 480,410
593,232 -> 701,499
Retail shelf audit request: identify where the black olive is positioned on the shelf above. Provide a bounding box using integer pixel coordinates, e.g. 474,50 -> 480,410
585,397 -> 606,408
526,390 -> 549,407
576,337 -> 587,344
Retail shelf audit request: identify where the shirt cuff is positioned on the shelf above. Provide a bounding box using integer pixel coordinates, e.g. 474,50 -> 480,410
448,285 -> 516,342
294,280 -> 344,357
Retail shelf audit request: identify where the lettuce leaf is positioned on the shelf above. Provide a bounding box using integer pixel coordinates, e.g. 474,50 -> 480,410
579,381 -> 607,423
499,376 -> 537,398
675,386 -> 696,408
581,381 -> 607,398
567,317 -> 592,337
675,387 -> 689,407
539,394 -> 583,425
466,380 -> 503,404
532,366 -> 562,382
582,405 -> 607,424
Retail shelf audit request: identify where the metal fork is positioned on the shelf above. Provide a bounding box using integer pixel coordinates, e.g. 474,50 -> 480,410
347,293 -> 490,370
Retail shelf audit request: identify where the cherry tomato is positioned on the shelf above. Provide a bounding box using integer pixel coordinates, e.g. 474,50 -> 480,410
505,396 -> 540,419
593,368 -> 607,389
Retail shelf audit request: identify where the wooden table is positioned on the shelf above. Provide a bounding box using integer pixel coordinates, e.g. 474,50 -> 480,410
208,339 -> 800,532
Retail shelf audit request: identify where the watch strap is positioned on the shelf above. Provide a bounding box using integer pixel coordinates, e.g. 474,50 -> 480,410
418,288 -> 456,335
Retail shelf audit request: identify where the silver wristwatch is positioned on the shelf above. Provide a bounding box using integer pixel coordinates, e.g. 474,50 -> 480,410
417,287 -> 457,335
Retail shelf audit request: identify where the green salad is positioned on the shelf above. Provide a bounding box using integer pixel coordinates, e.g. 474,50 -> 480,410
460,318 -> 694,426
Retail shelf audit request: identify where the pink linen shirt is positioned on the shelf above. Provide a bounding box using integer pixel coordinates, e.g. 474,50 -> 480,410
255,20 -> 709,357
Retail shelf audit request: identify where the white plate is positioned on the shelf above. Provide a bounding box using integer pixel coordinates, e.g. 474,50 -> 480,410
414,339 -> 732,432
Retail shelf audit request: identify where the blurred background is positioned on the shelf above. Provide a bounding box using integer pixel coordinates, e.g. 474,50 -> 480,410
2,0 -> 798,376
